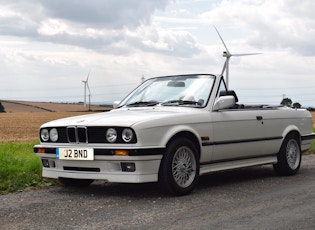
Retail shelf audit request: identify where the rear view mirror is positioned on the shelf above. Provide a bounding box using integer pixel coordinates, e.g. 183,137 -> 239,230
167,81 -> 185,87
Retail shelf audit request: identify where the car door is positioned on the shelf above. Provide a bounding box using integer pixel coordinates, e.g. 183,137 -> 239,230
211,109 -> 265,162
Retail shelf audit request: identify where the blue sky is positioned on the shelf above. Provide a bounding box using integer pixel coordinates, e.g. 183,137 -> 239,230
0,0 -> 314,106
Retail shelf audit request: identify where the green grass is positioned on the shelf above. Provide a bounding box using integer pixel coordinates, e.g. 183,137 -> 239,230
306,141 -> 315,154
0,142 -> 57,195
305,128 -> 315,155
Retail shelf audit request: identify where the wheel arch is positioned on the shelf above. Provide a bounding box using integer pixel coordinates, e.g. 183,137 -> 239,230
275,127 -> 302,155
282,126 -> 301,145
166,131 -> 201,159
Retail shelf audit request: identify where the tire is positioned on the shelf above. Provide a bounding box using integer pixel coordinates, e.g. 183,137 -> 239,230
159,138 -> 199,196
273,133 -> 301,176
59,178 -> 94,187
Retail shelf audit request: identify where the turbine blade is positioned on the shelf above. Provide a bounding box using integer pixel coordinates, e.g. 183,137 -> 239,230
86,70 -> 91,82
213,25 -> 230,55
87,82 -> 91,95
232,53 -> 262,56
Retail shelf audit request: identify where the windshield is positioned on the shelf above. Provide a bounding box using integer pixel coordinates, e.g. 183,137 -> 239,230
119,74 -> 215,108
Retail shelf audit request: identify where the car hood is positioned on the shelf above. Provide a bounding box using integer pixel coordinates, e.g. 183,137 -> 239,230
41,107 -> 204,128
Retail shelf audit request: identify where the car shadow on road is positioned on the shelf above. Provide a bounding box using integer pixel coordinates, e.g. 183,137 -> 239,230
198,165 -> 277,188
53,165 -> 278,198
55,181 -> 163,198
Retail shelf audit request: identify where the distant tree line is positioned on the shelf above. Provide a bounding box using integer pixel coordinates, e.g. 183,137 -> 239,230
280,97 -> 315,111
0,101 -> 5,113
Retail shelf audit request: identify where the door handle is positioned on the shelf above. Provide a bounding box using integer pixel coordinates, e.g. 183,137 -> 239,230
256,116 -> 263,120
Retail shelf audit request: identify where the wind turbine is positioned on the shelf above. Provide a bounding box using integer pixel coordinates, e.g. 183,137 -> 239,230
214,26 -> 261,89
82,71 -> 91,108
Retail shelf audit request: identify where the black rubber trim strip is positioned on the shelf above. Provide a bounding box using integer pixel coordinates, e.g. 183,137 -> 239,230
63,167 -> 100,172
301,133 -> 315,141
200,153 -> 277,166
202,136 -> 283,146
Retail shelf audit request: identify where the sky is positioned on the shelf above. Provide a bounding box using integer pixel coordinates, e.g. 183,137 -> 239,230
0,0 -> 315,107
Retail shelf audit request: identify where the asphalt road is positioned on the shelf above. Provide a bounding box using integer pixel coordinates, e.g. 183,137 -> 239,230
1,155 -> 315,230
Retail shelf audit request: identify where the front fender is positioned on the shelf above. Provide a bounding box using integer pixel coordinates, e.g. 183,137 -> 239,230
161,125 -> 202,147
135,125 -> 203,149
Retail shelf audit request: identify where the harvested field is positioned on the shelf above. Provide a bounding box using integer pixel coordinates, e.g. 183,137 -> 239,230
0,101 -> 111,143
0,112 -> 100,143
1,101 -> 51,113
1,101 -> 109,113
21,101 -> 107,112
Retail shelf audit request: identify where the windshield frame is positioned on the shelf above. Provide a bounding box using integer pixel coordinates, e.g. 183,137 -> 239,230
118,74 -> 216,108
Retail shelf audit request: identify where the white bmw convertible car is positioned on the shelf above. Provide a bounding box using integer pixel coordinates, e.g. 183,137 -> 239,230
34,74 -> 315,195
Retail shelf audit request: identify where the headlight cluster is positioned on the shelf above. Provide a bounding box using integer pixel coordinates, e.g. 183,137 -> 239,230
40,126 -> 136,144
106,128 -> 117,143
106,128 -> 135,143
40,128 -> 58,142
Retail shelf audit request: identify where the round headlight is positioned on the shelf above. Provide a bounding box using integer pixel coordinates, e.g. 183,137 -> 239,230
40,129 -> 49,142
49,128 -> 58,142
122,128 -> 134,143
106,128 -> 117,143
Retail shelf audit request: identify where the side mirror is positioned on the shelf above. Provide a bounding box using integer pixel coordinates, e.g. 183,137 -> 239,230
213,96 -> 235,111
112,101 -> 121,109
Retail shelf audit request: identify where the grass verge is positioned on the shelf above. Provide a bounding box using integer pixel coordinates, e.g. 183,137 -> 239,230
0,142 -> 57,195
305,141 -> 315,154
305,128 -> 315,155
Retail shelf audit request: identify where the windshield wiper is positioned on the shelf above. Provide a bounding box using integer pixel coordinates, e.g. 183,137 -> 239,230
126,101 -> 159,107
161,100 -> 201,106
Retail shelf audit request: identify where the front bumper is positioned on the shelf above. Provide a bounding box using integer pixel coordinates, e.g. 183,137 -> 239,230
34,145 -> 163,183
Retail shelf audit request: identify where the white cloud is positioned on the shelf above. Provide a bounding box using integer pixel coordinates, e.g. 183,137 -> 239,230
38,19 -> 69,36
199,0 -> 315,55
0,0 -> 314,106
40,0 -> 171,28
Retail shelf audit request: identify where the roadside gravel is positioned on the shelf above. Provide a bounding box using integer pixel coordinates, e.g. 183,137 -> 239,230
1,155 -> 314,230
